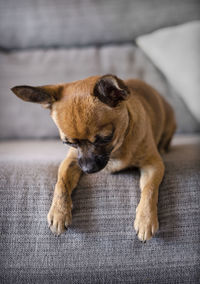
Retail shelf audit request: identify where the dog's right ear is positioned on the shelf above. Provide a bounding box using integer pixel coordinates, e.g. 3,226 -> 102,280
93,74 -> 130,107
11,84 -> 63,108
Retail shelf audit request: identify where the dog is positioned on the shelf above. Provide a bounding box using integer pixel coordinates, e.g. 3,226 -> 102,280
11,74 -> 176,241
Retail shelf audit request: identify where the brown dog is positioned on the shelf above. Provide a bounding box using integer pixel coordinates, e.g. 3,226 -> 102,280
11,75 -> 176,241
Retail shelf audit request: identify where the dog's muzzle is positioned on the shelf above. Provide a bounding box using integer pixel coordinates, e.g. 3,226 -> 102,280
78,154 -> 109,174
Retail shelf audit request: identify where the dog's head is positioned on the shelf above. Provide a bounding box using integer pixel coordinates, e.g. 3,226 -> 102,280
11,75 -> 130,173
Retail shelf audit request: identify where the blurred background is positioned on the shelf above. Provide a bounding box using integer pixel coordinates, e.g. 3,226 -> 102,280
0,0 -> 200,139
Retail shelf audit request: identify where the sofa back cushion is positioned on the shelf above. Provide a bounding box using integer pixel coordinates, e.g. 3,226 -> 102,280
0,45 -> 199,139
0,0 -> 199,49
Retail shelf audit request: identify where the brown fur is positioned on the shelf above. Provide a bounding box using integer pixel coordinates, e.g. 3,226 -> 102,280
11,75 -> 176,241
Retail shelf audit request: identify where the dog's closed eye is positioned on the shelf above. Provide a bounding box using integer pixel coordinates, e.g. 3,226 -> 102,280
62,133 -> 113,148
62,139 -> 78,148
94,132 -> 113,145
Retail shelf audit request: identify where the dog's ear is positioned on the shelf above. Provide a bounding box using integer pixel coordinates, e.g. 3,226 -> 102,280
93,74 -> 130,107
11,84 -> 63,108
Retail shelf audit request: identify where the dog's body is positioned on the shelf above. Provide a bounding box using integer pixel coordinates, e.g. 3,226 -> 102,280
12,75 -> 176,241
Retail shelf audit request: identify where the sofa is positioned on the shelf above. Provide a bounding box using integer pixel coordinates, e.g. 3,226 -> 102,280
0,1 -> 200,283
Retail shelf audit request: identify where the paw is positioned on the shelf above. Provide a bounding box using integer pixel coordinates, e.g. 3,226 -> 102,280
134,202 -> 159,242
47,200 -> 72,236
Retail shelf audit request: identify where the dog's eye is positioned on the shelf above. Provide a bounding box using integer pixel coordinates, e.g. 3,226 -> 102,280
94,133 -> 113,145
62,140 -> 78,148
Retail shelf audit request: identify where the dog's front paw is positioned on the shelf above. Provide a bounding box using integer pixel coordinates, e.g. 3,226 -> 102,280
47,197 -> 72,236
134,201 -> 159,242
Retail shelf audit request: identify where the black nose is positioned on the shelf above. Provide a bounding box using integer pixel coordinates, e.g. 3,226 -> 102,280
78,155 -> 108,174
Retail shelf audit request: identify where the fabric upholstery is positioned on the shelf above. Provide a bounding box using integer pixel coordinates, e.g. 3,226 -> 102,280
0,45 -> 199,139
137,21 -> 200,122
0,135 -> 200,283
0,0 -> 200,49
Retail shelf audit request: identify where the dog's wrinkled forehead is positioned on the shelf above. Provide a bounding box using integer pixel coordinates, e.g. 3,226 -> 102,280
51,79 -> 114,140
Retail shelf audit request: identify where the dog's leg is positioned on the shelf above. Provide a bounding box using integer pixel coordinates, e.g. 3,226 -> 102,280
47,148 -> 82,235
134,154 -> 165,241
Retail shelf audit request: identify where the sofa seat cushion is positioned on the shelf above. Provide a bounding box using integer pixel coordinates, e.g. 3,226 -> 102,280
0,135 -> 199,283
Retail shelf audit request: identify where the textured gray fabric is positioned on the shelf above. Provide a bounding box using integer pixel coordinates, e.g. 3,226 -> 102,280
0,135 -> 200,283
0,0 -> 199,49
0,46 -> 199,139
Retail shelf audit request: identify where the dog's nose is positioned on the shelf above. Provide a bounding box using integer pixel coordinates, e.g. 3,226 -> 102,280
78,156 -> 108,174
82,164 -> 99,174
78,158 -> 100,173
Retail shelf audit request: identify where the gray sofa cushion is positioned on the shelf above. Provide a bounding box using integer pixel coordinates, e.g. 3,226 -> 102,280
0,46 -> 199,139
0,135 -> 200,283
0,0 -> 199,49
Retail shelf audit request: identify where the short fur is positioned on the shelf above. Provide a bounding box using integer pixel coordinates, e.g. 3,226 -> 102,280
11,75 -> 176,241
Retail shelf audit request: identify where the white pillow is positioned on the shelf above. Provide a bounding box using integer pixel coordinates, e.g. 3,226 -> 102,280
137,21 -> 200,122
